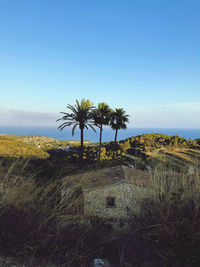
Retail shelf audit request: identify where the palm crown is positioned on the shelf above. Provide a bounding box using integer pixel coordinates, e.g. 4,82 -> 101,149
57,99 -> 96,134
93,102 -> 111,127
110,108 -> 129,142
57,99 -> 96,158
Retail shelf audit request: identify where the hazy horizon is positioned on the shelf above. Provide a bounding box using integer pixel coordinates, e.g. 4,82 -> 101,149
1,101 -> 200,128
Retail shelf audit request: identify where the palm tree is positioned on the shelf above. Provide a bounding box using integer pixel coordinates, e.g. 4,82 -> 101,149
110,108 -> 129,143
57,99 -> 96,159
93,103 -> 111,160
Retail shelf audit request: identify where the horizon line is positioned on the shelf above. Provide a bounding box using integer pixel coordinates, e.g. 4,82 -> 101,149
1,125 -> 200,130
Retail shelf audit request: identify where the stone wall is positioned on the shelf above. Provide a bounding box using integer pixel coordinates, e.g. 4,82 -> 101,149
83,182 -> 150,219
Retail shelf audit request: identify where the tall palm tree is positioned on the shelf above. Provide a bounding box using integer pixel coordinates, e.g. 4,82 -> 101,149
57,99 -> 96,159
93,103 -> 111,160
110,108 -> 129,143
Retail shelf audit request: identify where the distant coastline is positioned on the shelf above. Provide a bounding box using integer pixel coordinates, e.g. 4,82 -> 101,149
0,126 -> 200,142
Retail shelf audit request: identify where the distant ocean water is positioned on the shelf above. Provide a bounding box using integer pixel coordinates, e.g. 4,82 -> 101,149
0,126 -> 200,142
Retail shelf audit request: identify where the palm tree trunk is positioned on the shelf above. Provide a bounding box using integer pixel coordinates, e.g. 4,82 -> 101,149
80,128 -> 84,160
114,129 -> 118,157
114,129 -> 118,143
98,125 -> 103,161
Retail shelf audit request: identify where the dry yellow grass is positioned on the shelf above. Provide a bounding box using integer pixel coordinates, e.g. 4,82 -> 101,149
148,147 -> 200,165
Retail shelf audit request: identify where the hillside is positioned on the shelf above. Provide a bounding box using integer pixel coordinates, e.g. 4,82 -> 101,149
0,133 -> 200,173
0,133 -> 200,266
121,133 -> 200,172
4,134 -> 92,150
0,135 -> 49,159
0,135 -> 93,159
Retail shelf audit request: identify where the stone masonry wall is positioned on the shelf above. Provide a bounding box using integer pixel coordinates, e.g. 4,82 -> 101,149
83,182 -> 150,219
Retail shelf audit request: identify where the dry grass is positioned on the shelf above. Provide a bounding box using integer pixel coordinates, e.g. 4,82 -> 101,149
161,147 -> 200,164
0,159 -> 200,266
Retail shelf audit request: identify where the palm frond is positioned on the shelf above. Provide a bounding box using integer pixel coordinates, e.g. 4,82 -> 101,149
58,122 -> 75,131
67,105 -> 78,115
72,123 -> 79,136
87,123 -> 97,133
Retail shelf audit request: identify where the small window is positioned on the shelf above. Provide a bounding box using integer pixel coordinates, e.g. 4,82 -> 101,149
106,196 -> 115,208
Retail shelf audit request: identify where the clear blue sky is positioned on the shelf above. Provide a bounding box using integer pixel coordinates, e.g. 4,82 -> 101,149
0,0 -> 200,127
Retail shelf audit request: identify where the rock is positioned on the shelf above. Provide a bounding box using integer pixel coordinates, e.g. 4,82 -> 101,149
94,258 -> 111,267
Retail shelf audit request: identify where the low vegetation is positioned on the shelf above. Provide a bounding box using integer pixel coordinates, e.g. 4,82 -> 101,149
1,133 -> 200,171
0,135 -> 49,159
0,158 -> 200,266
0,132 -> 200,265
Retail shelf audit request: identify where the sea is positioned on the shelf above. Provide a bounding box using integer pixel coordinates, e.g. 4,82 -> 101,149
0,126 -> 200,142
